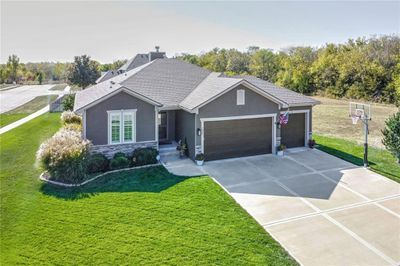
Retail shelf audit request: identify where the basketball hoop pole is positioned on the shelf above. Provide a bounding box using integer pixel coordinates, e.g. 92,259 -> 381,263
350,102 -> 371,168
362,117 -> 369,168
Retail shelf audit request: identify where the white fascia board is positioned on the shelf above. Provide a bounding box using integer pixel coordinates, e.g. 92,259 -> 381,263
193,80 -> 288,111
75,86 -> 162,113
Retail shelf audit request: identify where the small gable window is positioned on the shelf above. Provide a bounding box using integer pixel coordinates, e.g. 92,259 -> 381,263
237,89 -> 245,105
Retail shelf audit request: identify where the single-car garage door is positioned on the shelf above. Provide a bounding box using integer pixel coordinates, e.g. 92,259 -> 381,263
204,117 -> 272,161
281,113 -> 306,148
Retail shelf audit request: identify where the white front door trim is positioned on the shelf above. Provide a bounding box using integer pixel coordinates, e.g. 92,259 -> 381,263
200,113 -> 277,155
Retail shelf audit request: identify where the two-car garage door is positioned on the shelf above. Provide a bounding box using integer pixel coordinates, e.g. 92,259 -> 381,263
203,117 -> 273,161
202,112 -> 307,161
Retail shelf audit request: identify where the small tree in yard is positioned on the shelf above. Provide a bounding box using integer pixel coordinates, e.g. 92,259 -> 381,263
62,93 -> 75,111
382,112 -> 400,163
67,55 -> 100,89
7,54 -> 20,83
36,71 -> 44,84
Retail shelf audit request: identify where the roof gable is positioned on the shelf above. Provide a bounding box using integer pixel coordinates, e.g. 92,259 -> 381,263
179,73 -> 287,111
238,75 -> 319,106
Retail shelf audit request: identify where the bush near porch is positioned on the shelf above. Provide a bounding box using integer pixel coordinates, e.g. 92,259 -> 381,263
1,113 -> 297,265
36,112 -> 160,184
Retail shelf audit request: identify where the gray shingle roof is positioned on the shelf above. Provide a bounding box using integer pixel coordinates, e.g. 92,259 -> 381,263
96,70 -> 118,83
238,75 -> 319,106
74,61 -> 155,111
74,58 -> 319,113
180,73 -> 241,110
118,54 -> 149,72
120,59 -> 211,107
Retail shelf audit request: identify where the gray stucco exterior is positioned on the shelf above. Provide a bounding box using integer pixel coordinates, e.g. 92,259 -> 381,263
195,85 -> 280,147
175,110 -> 196,159
82,83 -> 315,161
85,91 -> 156,145
164,110 -> 176,142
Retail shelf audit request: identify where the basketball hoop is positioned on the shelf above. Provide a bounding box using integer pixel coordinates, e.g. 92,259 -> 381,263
351,115 -> 359,125
349,102 -> 372,168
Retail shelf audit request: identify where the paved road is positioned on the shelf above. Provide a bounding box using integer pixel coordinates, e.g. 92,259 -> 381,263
164,149 -> 400,266
0,85 -> 61,113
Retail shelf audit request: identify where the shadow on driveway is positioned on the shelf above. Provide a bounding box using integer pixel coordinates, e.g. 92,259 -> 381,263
204,150 -> 358,200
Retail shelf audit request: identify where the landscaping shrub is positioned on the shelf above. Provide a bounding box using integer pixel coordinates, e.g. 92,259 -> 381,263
195,153 -> 205,161
36,128 -> 90,183
62,93 -> 75,111
113,152 -> 128,159
382,112 -> 400,163
63,122 -> 82,132
131,148 -> 158,167
110,156 -> 130,170
61,111 -> 82,125
87,153 -> 109,174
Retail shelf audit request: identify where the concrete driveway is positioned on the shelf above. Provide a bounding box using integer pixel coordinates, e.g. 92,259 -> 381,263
202,149 -> 400,266
0,85 -> 61,113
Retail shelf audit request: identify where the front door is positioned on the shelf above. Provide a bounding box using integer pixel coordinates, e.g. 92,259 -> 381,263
158,112 -> 168,141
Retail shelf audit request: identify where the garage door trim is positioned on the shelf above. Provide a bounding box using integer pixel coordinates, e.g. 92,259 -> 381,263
200,113 -> 277,155
280,109 -> 310,147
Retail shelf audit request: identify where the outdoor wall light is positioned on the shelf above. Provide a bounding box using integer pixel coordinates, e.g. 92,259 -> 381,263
197,128 -> 202,136
276,121 -> 281,129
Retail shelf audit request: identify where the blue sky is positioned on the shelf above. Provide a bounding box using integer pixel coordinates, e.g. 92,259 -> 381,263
1,1 -> 399,63
157,1 -> 399,46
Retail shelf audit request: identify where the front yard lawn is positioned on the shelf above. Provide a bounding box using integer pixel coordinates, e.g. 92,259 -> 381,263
314,134 -> 400,183
0,113 -> 296,265
0,95 -> 58,128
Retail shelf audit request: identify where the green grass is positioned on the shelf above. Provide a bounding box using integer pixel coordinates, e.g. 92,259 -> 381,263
0,95 -> 58,128
49,84 -> 67,91
314,134 -> 400,183
0,84 -> 19,91
0,113 -> 296,265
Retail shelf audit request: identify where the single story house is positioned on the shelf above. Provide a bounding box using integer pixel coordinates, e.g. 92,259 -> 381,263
74,49 -> 319,161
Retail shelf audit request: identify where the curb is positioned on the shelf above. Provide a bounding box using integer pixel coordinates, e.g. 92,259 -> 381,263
39,163 -> 161,187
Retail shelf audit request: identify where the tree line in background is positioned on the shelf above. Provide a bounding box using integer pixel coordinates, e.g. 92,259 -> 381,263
1,35 -> 398,104
178,35 -> 400,105
0,55 -> 126,86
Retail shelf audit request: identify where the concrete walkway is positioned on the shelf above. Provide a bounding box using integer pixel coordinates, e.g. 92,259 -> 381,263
164,149 -> 400,265
0,86 -> 70,135
0,105 -> 50,135
0,85 -> 60,113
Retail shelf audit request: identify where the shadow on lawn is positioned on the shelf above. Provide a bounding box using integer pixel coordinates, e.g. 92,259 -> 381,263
317,144 -> 375,167
40,166 -> 194,200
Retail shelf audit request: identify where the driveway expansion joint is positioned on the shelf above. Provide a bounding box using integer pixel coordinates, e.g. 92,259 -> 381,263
203,151 -> 400,266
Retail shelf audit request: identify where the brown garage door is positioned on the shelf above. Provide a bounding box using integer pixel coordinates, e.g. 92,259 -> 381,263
204,117 -> 272,161
281,113 -> 305,148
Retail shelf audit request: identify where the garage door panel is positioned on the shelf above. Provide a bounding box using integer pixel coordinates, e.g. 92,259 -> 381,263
204,117 -> 272,161
281,113 -> 305,148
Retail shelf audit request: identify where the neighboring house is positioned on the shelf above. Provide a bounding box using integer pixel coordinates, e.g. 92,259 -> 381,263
96,47 -> 166,83
74,49 -> 319,161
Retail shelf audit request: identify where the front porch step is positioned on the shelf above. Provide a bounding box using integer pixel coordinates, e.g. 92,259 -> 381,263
159,147 -> 179,157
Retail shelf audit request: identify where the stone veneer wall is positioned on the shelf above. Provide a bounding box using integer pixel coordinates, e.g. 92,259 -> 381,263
90,141 -> 158,159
